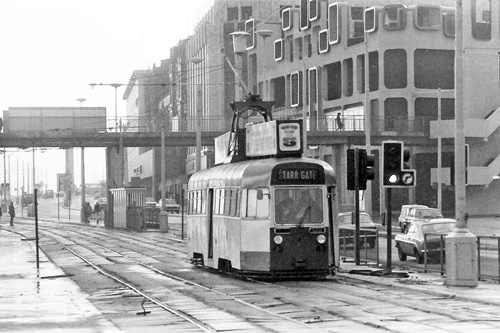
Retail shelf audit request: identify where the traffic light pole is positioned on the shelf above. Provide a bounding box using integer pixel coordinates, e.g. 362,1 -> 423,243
386,188 -> 392,271
354,148 -> 360,265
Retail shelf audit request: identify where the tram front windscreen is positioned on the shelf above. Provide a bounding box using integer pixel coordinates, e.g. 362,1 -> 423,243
274,187 -> 324,225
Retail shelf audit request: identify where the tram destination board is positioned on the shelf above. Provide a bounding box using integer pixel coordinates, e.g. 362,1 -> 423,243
271,162 -> 325,185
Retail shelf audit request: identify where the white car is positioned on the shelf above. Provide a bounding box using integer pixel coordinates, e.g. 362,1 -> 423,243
156,198 -> 180,213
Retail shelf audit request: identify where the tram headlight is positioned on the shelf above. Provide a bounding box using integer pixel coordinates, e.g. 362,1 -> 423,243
316,235 -> 326,244
273,235 -> 284,245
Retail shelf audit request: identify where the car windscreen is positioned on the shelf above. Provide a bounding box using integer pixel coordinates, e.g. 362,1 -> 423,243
418,209 -> 443,219
422,222 -> 455,234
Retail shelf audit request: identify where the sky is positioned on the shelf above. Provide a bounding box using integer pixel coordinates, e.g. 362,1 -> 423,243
0,0 -> 214,192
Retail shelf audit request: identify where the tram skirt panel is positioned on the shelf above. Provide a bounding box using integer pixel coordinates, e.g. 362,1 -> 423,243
268,228 -> 329,272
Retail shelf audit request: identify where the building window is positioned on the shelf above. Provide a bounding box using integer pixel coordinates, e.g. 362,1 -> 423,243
309,67 -> 318,105
326,61 -> 342,100
384,49 -> 407,89
357,54 -> 365,94
309,0 -> 319,21
274,39 -> 283,61
241,6 -> 252,20
414,5 -> 441,30
272,76 -> 286,108
300,0 -> 309,30
348,6 -> 365,46
343,58 -> 353,97
227,7 -> 238,21
286,36 -> 294,62
414,49 -> 454,89
282,7 -> 292,31
369,51 -> 379,92
443,11 -> 455,38
290,71 -> 301,107
383,4 -> 406,30
295,37 -> 303,60
472,0 -> 491,40
318,29 -> 329,54
328,3 -> 340,45
384,98 -> 408,132
304,34 -> 312,57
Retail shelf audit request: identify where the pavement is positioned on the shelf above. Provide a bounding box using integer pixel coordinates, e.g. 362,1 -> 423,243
1,214 -> 500,331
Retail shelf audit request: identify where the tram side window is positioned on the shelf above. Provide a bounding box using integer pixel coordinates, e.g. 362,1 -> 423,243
214,189 -> 223,215
224,189 -> 231,216
229,189 -> 239,217
245,189 -> 269,219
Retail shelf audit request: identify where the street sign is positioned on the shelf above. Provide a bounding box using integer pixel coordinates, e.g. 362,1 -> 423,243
57,173 -> 72,191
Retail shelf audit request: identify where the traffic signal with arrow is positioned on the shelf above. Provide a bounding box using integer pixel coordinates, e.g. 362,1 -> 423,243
382,141 -> 416,187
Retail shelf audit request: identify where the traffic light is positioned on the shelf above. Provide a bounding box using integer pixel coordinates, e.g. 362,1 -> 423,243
382,141 -> 415,187
347,148 -> 375,190
359,149 -> 375,190
347,149 -> 355,190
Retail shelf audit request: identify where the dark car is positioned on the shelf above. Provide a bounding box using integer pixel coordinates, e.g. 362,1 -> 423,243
395,218 -> 456,263
43,190 -> 54,199
338,211 -> 378,248
400,207 -> 443,233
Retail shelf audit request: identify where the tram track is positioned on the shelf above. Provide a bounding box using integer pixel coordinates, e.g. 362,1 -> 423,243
12,221 -> 338,332
12,220 -> 500,332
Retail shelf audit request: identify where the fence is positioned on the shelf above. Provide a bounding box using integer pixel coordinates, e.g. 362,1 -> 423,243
339,227 -> 379,266
424,234 -> 500,283
145,207 -> 160,229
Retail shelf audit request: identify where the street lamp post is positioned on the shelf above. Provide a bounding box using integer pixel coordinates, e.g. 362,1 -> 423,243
111,84 -> 122,133
446,0 -> 477,287
77,98 -> 87,222
189,57 -> 204,172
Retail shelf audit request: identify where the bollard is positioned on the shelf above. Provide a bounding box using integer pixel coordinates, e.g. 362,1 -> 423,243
159,211 -> 169,232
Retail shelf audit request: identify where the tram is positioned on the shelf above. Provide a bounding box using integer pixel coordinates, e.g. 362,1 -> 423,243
186,156 -> 337,278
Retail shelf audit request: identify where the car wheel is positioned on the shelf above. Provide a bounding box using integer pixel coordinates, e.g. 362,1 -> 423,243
414,248 -> 424,264
397,246 -> 407,261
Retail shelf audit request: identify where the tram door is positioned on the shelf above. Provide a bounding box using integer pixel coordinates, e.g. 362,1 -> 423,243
207,189 -> 214,259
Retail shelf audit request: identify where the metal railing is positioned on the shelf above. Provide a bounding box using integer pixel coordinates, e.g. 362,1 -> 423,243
339,227 -> 380,266
119,114 -> 436,136
423,234 -> 500,283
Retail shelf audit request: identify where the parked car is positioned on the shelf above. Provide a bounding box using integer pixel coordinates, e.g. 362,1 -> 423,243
395,218 -> 456,263
156,198 -> 180,213
400,207 -> 443,233
43,190 -> 54,199
338,211 -> 378,248
399,204 -> 428,232
93,192 -> 102,200
96,197 -> 107,208
145,200 -> 157,207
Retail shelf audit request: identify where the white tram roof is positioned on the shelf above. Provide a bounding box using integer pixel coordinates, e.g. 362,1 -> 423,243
188,157 -> 335,190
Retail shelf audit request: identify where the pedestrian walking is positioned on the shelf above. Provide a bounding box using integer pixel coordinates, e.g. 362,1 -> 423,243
94,202 -> 101,225
8,202 -> 15,226
84,202 -> 92,223
336,112 -> 344,131
0,205 -> 2,221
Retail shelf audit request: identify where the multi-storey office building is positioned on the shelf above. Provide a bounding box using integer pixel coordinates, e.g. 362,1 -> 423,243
184,0 -> 286,175
243,0 -> 500,217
